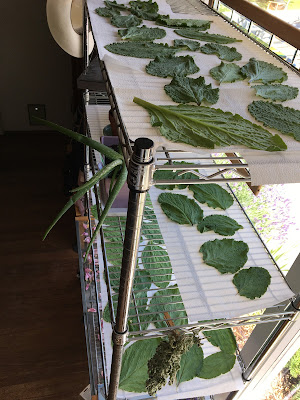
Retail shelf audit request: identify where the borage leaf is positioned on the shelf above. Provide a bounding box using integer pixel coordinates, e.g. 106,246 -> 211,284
110,14 -> 142,28
175,29 -> 242,43
200,43 -> 242,62
146,54 -> 199,78
133,97 -> 287,151
105,42 -> 180,58
191,184 -> 233,210
174,39 -> 201,51
198,352 -> 236,379
105,0 -> 128,9
252,84 -> 299,102
142,241 -> 172,288
233,267 -> 271,299
176,343 -> 204,385
118,25 -> 166,41
129,0 -> 160,20
210,62 -> 246,83
156,16 -> 212,29
241,57 -> 288,83
95,6 -> 120,17
164,76 -> 219,105
197,215 -> 243,236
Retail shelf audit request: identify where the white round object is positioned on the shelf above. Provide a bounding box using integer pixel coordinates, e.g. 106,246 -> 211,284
46,0 -> 94,58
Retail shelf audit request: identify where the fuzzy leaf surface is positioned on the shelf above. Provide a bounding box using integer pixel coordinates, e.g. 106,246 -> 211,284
233,267 -> 271,299
175,29 -> 242,43
105,42 -> 180,58
95,6 -> 120,17
154,161 -> 200,190
129,0 -> 159,20
252,84 -> 299,101
174,39 -> 201,51
200,43 -> 242,61
176,344 -> 204,384
146,54 -> 199,77
156,16 -> 212,29
198,352 -> 236,378
118,25 -> 166,41
248,100 -> 300,141
158,192 -> 204,225
191,184 -> 233,210
197,215 -> 243,236
110,14 -> 143,27
142,241 -> 172,288
241,58 -> 288,83
133,97 -> 287,151
200,238 -> 249,274
203,328 -> 237,354
164,76 -> 219,105
104,0 -> 128,9
119,338 -> 161,392
210,62 -> 246,83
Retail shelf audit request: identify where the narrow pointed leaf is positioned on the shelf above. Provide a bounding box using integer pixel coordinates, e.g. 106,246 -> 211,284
118,25 -> 166,41
175,29 -> 242,43
105,42 -> 180,58
210,62 -> 246,83
156,16 -> 212,29
200,43 -> 242,61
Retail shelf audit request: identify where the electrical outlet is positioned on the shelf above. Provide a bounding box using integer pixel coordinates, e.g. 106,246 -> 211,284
28,104 -> 46,125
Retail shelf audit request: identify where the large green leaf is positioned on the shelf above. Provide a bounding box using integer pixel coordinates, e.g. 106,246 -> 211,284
174,39 -> 201,51
148,286 -> 188,328
142,221 -> 164,244
210,62 -> 246,83
164,76 -> 219,105
252,84 -> 299,102
105,42 -> 180,58
200,43 -> 242,61
119,338 -> 161,392
176,344 -> 204,385
141,241 -> 172,288
233,267 -> 271,299
191,184 -> 233,210
111,14 -> 142,27
154,161 -> 200,190
203,328 -> 237,354
200,238 -> 249,274
108,267 -> 152,293
158,192 -> 204,225
248,100 -> 300,141
198,352 -> 236,378
156,16 -> 212,29
146,54 -> 199,78
241,58 -> 288,83
118,25 -> 166,41
175,29 -> 242,43
95,6 -> 120,17
197,215 -> 243,236
105,0 -> 128,9
129,0 -> 160,20
133,97 -> 287,151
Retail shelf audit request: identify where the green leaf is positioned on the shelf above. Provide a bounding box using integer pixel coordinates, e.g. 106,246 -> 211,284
156,16 -> 212,29
110,14 -> 142,28
158,192 -> 204,225
241,57 -> 288,83
141,241 -> 172,288
248,100 -> 300,141
146,54 -> 199,78
252,84 -> 299,102
191,184 -> 233,210
148,286 -> 188,328
200,238 -> 249,274
174,39 -> 201,51
95,6 -> 120,17
198,352 -> 236,378
203,328 -> 237,354
200,43 -> 242,61
154,161 -> 200,190
233,267 -> 271,299
129,0 -> 160,21
176,344 -> 204,385
104,0 -> 128,9
118,25 -> 166,41
119,338 -> 161,392
105,42 -> 180,58
210,62 -> 246,83
197,215 -> 243,236
110,267 -> 152,293
142,221 -> 164,244
133,97 -> 287,151
175,29 -> 242,43
164,76 -> 219,105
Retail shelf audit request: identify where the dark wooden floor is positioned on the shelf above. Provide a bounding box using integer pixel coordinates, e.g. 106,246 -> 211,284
0,132 -> 89,399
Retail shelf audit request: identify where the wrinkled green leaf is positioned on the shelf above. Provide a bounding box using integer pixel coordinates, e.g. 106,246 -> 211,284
158,192 -> 204,225
248,100 -> 300,141
174,39 -> 201,51
198,352 -> 236,378
133,97 -> 287,151
210,62 -> 246,83
118,25 -> 166,41
111,14 -> 142,28
119,338 -> 161,392
233,267 -> 271,299
203,328 -> 237,354
142,241 -> 172,288
109,267 -> 152,293
175,29 -> 242,43
176,344 -> 204,385
156,15 -> 212,29
154,161 -> 200,190
95,6 -> 120,17
197,215 -> 243,236
105,0 -> 128,9
200,43 -> 242,61
142,221 -> 164,244
200,238 -> 249,274
129,0 -> 160,20
252,84 -> 299,101
241,58 -> 288,83
146,54 -> 199,78
105,42 -> 180,58
106,245 -> 123,265
164,76 -> 219,105
148,286 -> 188,328
191,184 -> 233,210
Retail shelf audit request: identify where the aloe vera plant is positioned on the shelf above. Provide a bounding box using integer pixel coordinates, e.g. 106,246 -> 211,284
34,117 -> 128,259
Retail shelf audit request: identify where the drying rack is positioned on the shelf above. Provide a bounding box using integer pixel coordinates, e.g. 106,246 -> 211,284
76,0 -> 300,399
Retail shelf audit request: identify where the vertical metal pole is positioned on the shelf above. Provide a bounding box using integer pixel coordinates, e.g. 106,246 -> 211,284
108,138 -> 154,400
